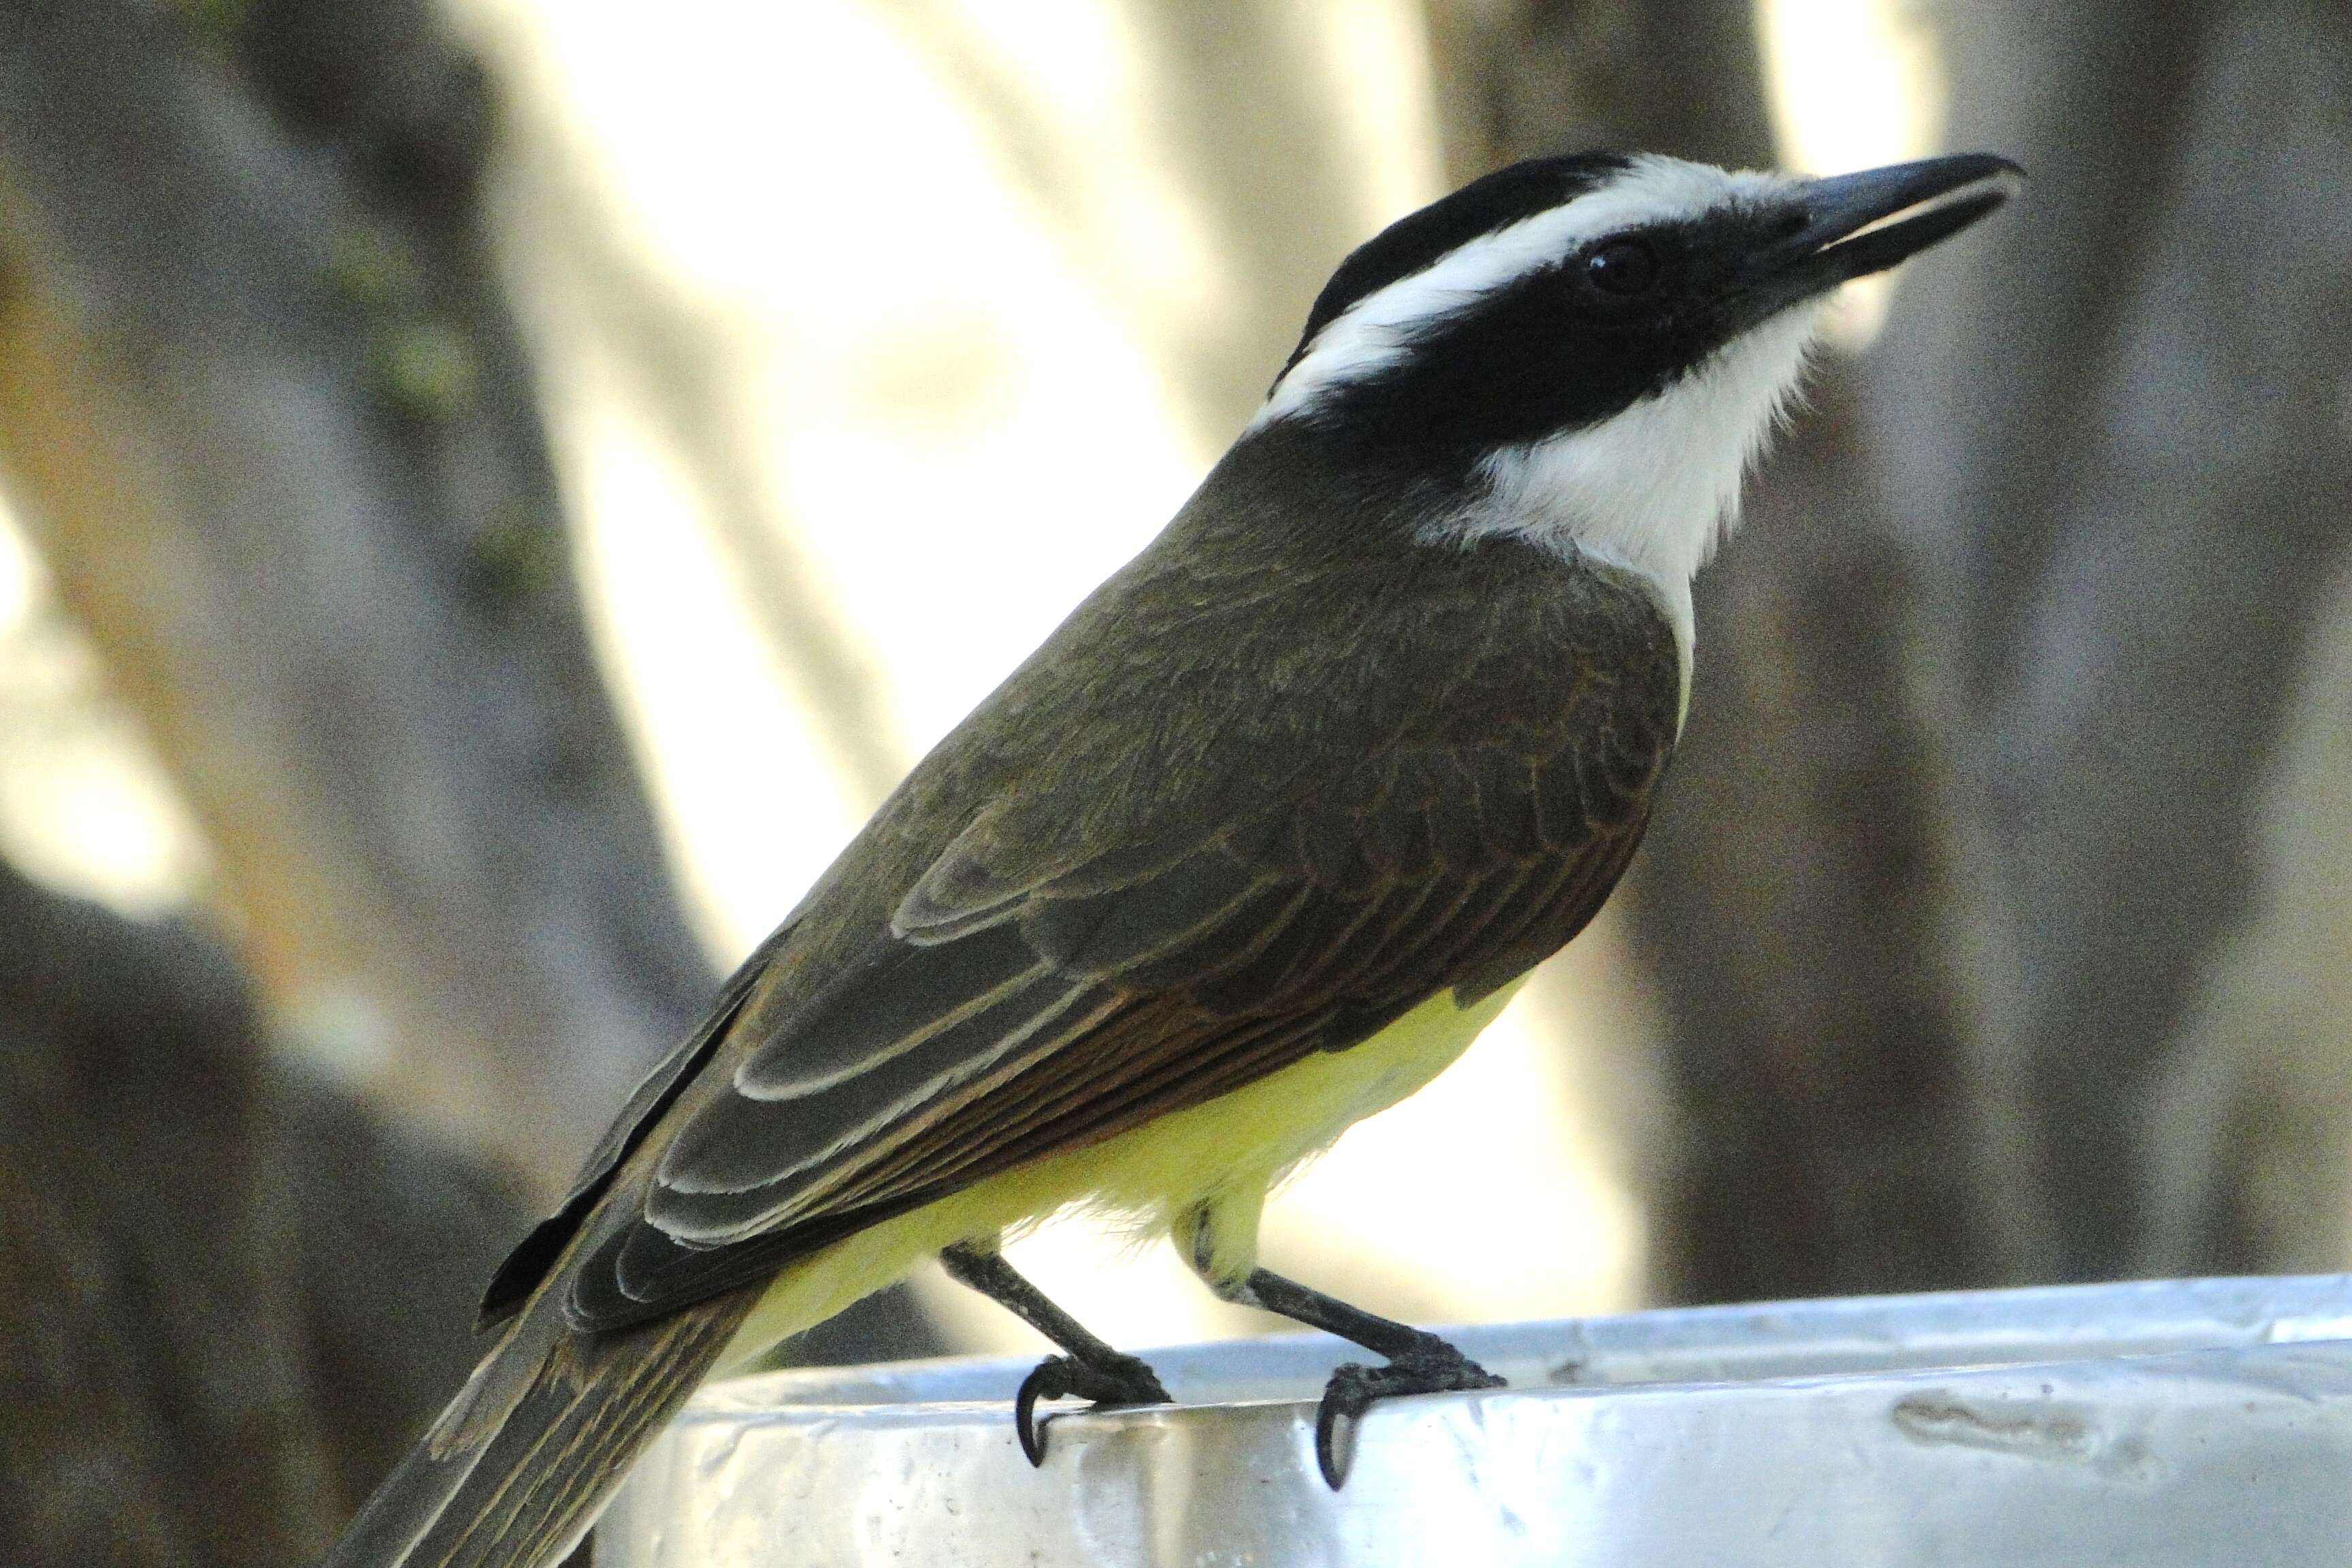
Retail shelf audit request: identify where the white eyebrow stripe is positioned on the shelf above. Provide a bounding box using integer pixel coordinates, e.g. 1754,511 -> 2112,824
1254,155 -> 1791,429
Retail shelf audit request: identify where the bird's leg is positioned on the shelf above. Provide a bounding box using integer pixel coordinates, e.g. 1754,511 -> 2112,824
938,1241 -> 1170,1464
1235,1269 -> 1506,1487
1179,1207 -> 1503,1488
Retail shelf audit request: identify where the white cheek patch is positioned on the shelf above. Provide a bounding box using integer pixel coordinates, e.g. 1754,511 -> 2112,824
1451,303 -> 1825,675
1256,154 -> 1792,428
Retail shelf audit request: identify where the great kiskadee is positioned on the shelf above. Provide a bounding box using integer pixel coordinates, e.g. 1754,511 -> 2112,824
326,150 -> 2016,1567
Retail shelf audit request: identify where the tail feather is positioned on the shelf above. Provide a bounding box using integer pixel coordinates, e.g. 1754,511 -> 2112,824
325,1283 -> 761,1568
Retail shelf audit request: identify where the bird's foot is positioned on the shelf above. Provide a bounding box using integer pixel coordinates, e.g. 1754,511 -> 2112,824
1313,1339 -> 1505,1488
1013,1352 -> 1171,1465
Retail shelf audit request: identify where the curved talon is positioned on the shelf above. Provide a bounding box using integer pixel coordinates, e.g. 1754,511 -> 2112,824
1014,1358 -> 1074,1465
1314,1365 -> 1375,1488
1311,1349 -> 1507,1490
1314,1406 -> 1345,1489
1011,1352 -> 1172,1466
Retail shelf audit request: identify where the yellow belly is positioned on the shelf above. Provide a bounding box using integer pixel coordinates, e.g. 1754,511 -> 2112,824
715,979 -> 1523,1373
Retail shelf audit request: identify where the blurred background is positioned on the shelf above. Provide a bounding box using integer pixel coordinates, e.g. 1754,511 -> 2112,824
1,0 -> 2349,1561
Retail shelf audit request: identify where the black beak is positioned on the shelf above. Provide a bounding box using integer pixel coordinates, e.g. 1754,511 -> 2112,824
1737,152 -> 2022,321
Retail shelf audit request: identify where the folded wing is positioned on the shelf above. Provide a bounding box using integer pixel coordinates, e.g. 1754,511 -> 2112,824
566,708 -> 1667,1328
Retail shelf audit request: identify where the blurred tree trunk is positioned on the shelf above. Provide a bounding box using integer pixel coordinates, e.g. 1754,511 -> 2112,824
1423,0 -> 1993,1301
0,0 -> 711,1190
874,0 -> 1386,452
1422,0 -> 1776,182
1872,0 -> 2352,1279
0,1 -> 943,1561
0,861 -> 525,1568
1433,0 -> 2352,1296
1644,395 -> 1991,1298
1116,1 -> 1388,446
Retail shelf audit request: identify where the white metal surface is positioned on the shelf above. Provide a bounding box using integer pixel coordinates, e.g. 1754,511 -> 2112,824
598,1274 -> 2352,1565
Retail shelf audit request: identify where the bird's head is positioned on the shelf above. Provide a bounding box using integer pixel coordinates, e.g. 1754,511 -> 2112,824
1256,150 -> 2019,632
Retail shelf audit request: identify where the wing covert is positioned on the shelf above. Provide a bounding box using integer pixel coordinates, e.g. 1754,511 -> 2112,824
559,523 -> 1684,1331
574,733 -> 1664,1328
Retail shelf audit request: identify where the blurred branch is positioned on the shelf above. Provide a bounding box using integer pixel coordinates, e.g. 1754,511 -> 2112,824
872,0 -> 1374,450
572,278 -> 910,811
1120,1 -> 1383,444
0,0 -> 713,1189
478,0 -> 1399,816
483,112 -> 909,809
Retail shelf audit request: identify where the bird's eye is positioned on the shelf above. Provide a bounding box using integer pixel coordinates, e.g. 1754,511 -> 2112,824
1584,238 -> 1661,295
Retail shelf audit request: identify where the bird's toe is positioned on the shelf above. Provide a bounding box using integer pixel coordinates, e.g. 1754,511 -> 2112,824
1012,1352 -> 1171,1465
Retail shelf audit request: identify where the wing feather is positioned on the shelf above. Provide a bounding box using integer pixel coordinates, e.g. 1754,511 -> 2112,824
733,923 -> 1034,1098
589,783 -> 1648,1326
548,534 -> 1684,1333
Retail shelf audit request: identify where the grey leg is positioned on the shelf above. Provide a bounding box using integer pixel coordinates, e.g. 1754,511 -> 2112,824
940,1241 -> 1170,1464
1179,1209 -> 1503,1488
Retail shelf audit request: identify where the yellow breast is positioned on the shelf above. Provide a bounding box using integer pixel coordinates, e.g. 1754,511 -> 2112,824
717,981 -> 1522,1373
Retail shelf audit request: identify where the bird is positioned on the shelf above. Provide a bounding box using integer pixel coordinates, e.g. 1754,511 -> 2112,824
325,147 -> 2017,1567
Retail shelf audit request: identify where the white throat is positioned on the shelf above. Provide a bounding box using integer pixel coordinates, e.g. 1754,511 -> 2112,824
1249,152 -> 1831,717
1444,304 -> 1822,696
1250,154 -> 1823,703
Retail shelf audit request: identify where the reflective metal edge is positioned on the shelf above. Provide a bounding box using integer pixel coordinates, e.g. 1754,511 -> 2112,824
600,1273 -> 2352,1566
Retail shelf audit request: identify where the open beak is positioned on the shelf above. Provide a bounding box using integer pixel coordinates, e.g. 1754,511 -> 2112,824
1737,152 -> 2023,321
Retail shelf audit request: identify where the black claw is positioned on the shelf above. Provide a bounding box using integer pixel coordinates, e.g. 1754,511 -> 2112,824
1011,1352 -> 1171,1465
1311,1346 -> 1506,1490
1013,1358 -> 1070,1465
1316,1412 -> 1346,1487
1313,1365 -> 1373,1487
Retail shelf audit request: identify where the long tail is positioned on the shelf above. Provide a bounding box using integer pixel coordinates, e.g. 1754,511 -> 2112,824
323,1277 -> 762,1568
